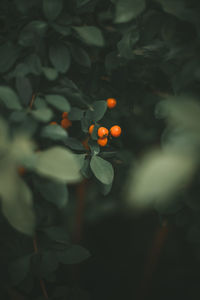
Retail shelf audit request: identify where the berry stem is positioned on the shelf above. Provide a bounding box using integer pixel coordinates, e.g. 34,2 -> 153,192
29,93 -> 36,109
33,235 -> 49,300
137,219 -> 169,300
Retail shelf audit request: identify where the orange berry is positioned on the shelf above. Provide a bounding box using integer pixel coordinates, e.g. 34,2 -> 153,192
98,127 -> 109,138
89,124 -> 95,135
18,166 -> 26,176
107,98 -> 117,109
62,112 -> 68,119
61,118 -> 72,129
50,121 -> 57,125
110,125 -> 122,137
97,137 -> 108,147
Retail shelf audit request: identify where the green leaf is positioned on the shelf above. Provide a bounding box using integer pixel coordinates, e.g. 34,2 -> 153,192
68,107 -> 84,120
49,44 -> 71,73
42,226 -> 69,242
92,101 -> 107,121
70,44 -> 91,68
33,179 -> 68,208
45,94 -> 70,112
9,111 -> 27,123
31,107 -> 53,122
19,21 -> 48,47
0,164 -> 35,235
115,0 -> 146,23
16,77 -> 33,106
42,67 -> 58,81
0,42 -> 20,73
35,147 -> 82,183
73,26 -> 105,47
56,245 -> 90,264
117,31 -> 139,59
90,156 -> 114,185
0,86 -> 22,110
41,124 -> 68,141
88,140 -> 100,155
64,137 -> 85,151
9,255 -> 31,286
43,0 -> 63,21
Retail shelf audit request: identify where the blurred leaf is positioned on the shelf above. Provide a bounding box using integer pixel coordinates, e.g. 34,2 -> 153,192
45,94 -> 70,112
35,147 -> 82,183
42,67 -> 58,81
128,150 -> 196,207
0,86 -> 22,110
0,163 -> 35,235
115,0 -> 145,23
33,179 -> 68,208
43,0 -> 63,21
49,44 -> 71,73
0,42 -> 19,73
70,44 -> 91,68
9,255 -> 31,286
56,245 -> 90,264
31,107 -> 53,123
90,156 -> 114,185
41,124 -> 68,141
15,77 -> 32,106
86,101 -> 107,122
73,26 -> 105,47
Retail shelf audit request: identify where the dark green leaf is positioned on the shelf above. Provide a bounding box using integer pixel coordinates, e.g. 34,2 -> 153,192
9,255 -> 31,286
73,26 -> 105,47
33,179 -> 68,208
90,156 -> 114,184
42,226 -> 70,242
45,94 -> 70,112
19,21 -> 48,47
64,137 -> 85,151
16,77 -> 32,106
41,124 -> 68,141
70,44 -> 91,68
115,0 -> 146,23
92,100 -> 107,121
0,86 -> 22,110
42,67 -> 58,81
49,44 -> 71,73
43,0 -> 63,21
57,245 -> 90,264
68,107 -> 84,120
88,140 -> 100,155
0,42 -> 19,73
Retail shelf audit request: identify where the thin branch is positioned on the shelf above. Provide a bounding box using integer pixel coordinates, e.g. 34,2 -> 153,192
33,235 -> 49,300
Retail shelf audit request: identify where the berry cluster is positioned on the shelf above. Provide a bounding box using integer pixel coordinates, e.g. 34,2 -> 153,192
89,98 -> 122,147
50,112 -> 72,129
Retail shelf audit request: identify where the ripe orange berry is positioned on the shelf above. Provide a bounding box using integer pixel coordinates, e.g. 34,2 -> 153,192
61,118 -> 72,129
110,125 -> 122,137
97,137 -> 108,147
50,121 -> 57,125
62,112 -> 68,119
107,98 -> 117,109
18,166 -> 26,176
98,127 -> 109,138
89,124 -> 95,135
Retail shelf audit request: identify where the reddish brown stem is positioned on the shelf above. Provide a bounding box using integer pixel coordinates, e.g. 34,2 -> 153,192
33,235 -> 49,300
29,94 -> 36,109
137,220 -> 169,300
73,179 -> 88,243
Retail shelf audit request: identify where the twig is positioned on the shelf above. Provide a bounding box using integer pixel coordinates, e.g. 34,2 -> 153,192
137,219 -> 169,300
33,235 -> 49,300
29,94 -> 36,109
